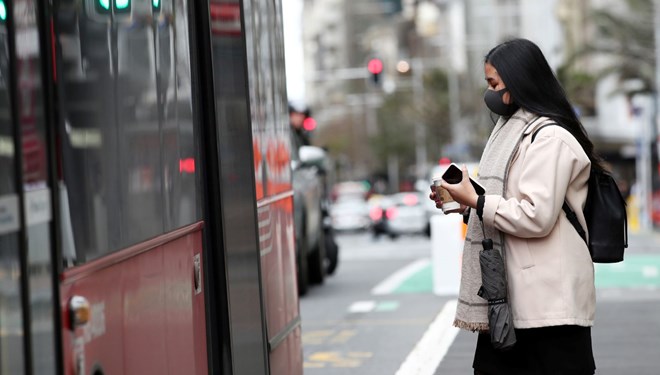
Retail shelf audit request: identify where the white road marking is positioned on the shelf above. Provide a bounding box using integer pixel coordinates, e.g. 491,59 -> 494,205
375,301 -> 400,312
371,258 -> 430,295
395,299 -> 459,375
642,266 -> 659,278
348,301 -> 377,313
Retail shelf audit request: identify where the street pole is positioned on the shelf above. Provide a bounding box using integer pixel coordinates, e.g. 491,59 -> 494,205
448,69 -> 460,127
365,91 -> 377,136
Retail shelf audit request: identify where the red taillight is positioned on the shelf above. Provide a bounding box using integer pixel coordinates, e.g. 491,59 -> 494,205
403,194 -> 418,206
386,207 -> 398,220
369,207 -> 383,221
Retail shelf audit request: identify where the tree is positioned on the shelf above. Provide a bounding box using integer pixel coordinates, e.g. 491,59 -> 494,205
563,0 -> 654,98
591,0 -> 654,92
370,68 -> 452,179
419,69 -> 452,161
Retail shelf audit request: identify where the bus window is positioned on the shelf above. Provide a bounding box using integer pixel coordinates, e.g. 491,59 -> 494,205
55,0 -> 200,265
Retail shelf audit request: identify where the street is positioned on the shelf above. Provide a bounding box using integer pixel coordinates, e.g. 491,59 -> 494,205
300,231 -> 660,374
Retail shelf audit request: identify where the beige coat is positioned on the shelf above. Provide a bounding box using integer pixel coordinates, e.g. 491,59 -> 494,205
482,119 -> 595,329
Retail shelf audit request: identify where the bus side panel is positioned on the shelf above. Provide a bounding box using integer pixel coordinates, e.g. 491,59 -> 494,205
118,245 -> 169,374
60,228 -> 206,375
61,273 -> 126,375
243,0 -> 301,366
270,326 -> 303,375
190,232 -> 209,375
162,232 -> 207,375
260,196 -> 298,331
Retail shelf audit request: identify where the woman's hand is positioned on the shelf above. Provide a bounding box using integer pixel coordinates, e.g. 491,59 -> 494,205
429,186 -> 468,213
440,165 -> 480,209
428,184 -> 443,209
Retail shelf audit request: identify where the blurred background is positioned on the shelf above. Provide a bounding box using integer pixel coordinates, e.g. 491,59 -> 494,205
283,0 -> 660,233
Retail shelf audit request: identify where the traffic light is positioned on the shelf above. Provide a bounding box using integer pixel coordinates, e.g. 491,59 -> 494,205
367,58 -> 383,85
152,0 -> 161,12
0,0 -> 6,22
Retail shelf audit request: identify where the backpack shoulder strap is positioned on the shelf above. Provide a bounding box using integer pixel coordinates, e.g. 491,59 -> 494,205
562,202 -> 587,243
531,122 -> 559,143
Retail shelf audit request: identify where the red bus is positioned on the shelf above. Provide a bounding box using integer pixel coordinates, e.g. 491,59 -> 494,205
0,0 -> 302,374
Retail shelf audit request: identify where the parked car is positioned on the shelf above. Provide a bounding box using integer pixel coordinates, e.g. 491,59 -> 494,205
385,192 -> 428,237
292,145 -> 340,294
330,198 -> 370,232
367,193 -> 427,239
367,194 -> 393,238
331,181 -> 368,202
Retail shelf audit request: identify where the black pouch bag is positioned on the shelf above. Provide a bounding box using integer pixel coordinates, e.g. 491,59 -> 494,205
582,168 -> 628,262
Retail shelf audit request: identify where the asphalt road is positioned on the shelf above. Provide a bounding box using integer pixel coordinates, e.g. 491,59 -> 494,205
300,230 -> 660,375
300,232 -> 447,374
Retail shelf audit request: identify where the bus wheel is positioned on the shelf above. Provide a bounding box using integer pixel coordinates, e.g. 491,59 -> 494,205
324,228 -> 339,275
308,228 -> 326,285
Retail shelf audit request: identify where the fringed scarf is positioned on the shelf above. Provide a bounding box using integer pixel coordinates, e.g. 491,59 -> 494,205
454,108 -> 540,332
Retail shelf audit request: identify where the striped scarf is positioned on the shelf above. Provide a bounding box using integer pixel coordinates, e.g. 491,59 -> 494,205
454,108 -> 540,332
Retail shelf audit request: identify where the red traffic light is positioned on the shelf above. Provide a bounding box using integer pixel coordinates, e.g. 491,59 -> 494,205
367,58 -> 383,75
303,117 -> 317,131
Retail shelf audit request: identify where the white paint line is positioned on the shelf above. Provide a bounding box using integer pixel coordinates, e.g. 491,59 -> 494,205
371,258 -> 431,295
348,301 -> 376,313
642,266 -> 659,278
395,299 -> 459,375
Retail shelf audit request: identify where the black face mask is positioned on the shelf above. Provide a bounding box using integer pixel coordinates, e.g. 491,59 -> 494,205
484,88 -> 519,116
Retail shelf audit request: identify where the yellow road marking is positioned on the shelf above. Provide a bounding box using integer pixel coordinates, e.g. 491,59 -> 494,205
329,330 -> 356,344
302,330 -> 334,345
305,351 -> 373,369
303,362 -> 325,368
348,352 -> 373,358
303,318 -> 429,326
309,352 -> 341,362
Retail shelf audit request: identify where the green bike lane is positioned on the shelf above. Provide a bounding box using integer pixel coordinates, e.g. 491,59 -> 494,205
391,254 -> 660,294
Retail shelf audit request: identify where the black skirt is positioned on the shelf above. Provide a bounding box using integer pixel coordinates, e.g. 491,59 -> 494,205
473,325 -> 596,375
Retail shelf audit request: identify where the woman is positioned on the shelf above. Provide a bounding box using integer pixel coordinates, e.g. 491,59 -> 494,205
430,38 -> 601,374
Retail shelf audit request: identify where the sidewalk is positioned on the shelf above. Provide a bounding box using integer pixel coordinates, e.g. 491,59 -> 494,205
434,231 -> 660,375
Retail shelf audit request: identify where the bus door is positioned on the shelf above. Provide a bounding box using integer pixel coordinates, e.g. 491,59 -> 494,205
51,0 -> 207,374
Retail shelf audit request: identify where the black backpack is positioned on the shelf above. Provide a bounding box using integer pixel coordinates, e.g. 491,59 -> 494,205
532,124 -> 628,263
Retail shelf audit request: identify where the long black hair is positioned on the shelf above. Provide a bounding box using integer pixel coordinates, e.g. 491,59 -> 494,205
485,38 -> 605,172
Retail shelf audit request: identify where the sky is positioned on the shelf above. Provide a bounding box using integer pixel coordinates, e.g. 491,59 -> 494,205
282,0 -> 306,107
